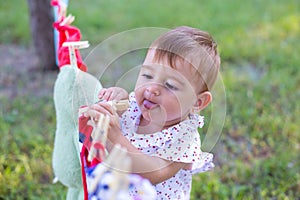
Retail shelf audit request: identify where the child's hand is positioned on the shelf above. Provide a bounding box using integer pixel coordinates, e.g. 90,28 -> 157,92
98,87 -> 129,101
84,102 -> 122,142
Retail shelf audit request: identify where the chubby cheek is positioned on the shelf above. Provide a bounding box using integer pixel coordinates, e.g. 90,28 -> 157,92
166,95 -> 191,117
163,94 -> 183,116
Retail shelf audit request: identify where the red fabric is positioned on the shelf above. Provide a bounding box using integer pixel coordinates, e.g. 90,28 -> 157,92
79,112 -> 104,166
80,146 -> 89,200
52,0 -> 87,71
80,144 -> 104,200
53,22 -> 87,71
51,0 -> 59,7
79,113 -> 104,200
51,0 -> 61,8
79,114 -> 93,149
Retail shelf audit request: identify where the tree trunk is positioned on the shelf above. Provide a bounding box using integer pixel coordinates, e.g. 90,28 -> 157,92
27,0 -> 57,71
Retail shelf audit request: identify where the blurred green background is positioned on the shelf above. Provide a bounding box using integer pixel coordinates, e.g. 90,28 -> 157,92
0,0 -> 299,199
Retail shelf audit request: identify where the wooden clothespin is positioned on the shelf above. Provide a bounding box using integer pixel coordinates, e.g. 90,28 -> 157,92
78,99 -> 129,115
62,41 -> 89,67
59,14 -> 75,26
79,98 -> 130,172
108,100 -> 130,113
87,114 -> 110,162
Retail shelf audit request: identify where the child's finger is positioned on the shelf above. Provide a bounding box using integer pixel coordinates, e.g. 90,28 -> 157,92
108,90 -> 121,101
83,105 -> 108,119
108,90 -> 116,101
84,109 -> 101,120
102,90 -> 113,101
98,88 -> 107,99
93,102 -> 114,115
115,92 -> 125,101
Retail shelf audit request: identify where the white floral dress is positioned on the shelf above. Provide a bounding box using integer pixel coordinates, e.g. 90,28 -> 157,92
120,93 -> 214,200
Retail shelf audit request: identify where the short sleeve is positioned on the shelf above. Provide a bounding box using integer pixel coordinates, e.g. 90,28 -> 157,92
191,152 -> 214,174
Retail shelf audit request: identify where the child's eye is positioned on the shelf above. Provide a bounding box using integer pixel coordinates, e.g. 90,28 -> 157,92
142,74 -> 153,79
166,82 -> 178,90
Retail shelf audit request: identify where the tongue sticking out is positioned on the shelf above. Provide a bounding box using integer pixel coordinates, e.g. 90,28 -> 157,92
143,99 -> 157,110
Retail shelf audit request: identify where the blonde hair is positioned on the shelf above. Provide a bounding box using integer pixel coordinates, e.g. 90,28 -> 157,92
150,26 -> 220,92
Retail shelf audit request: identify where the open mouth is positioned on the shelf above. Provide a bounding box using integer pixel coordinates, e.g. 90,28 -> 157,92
143,99 -> 158,110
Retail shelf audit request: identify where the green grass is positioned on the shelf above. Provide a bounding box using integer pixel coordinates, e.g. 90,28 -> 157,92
0,1 -> 30,45
1,0 -> 300,199
0,97 -> 66,199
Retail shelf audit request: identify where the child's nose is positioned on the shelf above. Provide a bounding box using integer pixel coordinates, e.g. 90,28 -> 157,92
145,84 -> 160,96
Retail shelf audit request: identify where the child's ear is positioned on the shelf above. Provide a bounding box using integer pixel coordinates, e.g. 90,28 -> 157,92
192,91 -> 212,113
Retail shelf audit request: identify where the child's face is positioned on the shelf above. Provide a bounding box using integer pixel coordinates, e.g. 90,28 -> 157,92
134,50 -> 199,128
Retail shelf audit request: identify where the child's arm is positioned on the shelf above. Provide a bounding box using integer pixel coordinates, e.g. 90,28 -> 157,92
85,102 -> 189,185
106,131 -> 187,184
